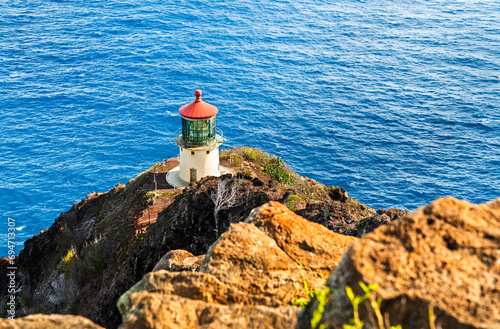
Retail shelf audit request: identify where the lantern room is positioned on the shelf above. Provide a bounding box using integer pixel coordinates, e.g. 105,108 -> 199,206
179,89 -> 218,147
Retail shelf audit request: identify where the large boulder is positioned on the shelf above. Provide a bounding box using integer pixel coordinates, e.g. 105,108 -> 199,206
117,270 -> 281,315
297,197 -> 500,329
202,201 -> 358,305
119,292 -> 298,329
118,202 -> 358,328
0,314 -> 104,329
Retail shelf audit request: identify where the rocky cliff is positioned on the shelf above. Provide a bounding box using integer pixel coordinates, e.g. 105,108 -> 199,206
116,201 -> 358,329
1,155 -> 498,329
0,147 -> 403,328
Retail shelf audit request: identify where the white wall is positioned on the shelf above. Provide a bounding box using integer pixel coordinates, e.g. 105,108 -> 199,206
179,146 -> 220,183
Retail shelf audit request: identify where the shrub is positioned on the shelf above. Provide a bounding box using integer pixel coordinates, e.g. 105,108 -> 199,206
232,154 -> 243,166
311,287 -> 330,329
264,156 -> 294,185
84,235 -> 109,279
221,147 -> 271,167
286,194 -> 306,212
67,253 -> 86,286
344,282 -> 402,329
62,246 -> 77,278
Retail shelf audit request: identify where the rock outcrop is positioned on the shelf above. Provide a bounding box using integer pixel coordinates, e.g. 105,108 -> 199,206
0,314 -> 104,329
0,149 -> 399,328
117,271 -> 299,329
297,197 -> 500,329
120,293 -> 298,329
118,201 -> 358,328
203,202 -> 358,305
152,250 -> 204,272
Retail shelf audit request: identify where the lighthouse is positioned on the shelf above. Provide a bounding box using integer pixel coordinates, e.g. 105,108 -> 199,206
167,89 -> 230,188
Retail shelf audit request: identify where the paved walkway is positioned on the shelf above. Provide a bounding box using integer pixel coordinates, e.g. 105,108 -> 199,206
166,165 -> 233,189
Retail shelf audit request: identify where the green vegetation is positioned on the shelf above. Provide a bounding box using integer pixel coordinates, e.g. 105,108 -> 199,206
221,147 -> 296,185
291,271 -> 330,329
344,282 -> 401,329
62,246 -> 77,278
150,162 -> 162,171
84,236 -> 109,279
298,281 -> 438,329
96,217 -> 111,232
429,305 -> 437,329
145,190 -> 179,201
285,194 -> 306,211
292,271 -> 328,309
264,156 -> 295,185
310,287 -> 330,329
221,146 -> 269,166
61,245 -> 86,286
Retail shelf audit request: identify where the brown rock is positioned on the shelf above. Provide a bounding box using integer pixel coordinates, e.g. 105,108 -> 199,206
0,314 -> 104,329
117,270 -> 280,317
297,197 -> 500,329
118,202 -> 358,328
202,201 -> 357,305
152,250 -> 204,272
119,293 -> 298,329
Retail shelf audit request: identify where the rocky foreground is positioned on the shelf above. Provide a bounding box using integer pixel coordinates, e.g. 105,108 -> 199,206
1,148 -> 498,328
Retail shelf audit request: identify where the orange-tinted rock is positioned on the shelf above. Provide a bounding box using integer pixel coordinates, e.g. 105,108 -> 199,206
119,293 -> 298,329
152,250 -> 204,272
117,270 -> 280,317
202,201 -> 358,305
118,202 -> 358,328
297,197 -> 500,329
0,314 -> 104,329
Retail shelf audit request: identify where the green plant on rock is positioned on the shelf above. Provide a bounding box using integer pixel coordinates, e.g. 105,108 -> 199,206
84,235 -> 109,279
292,272 -> 327,308
264,156 -> 294,185
232,154 -> 243,166
286,194 -> 305,212
62,246 -> 77,278
150,162 -> 162,171
291,271 -> 330,329
293,274 -> 312,308
310,287 -> 330,329
344,282 -> 402,329
428,305 -> 437,329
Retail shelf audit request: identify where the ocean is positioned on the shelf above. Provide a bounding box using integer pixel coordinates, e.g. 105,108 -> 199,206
1,0 -> 499,256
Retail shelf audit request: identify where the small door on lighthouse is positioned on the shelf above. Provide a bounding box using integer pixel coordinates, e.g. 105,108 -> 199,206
190,168 -> 197,182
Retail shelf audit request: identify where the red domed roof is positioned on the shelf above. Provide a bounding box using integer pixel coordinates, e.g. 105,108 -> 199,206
178,89 -> 218,119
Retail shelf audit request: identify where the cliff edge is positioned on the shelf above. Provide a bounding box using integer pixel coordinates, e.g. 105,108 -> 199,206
0,147 -> 402,328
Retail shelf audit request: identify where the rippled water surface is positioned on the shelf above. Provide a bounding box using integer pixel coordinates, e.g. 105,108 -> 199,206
1,0 -> 499,256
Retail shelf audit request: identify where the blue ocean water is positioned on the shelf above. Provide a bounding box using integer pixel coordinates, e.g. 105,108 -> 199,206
1,0 -> 499,256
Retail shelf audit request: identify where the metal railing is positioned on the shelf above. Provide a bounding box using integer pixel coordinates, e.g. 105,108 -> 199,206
174,128 -> 224,148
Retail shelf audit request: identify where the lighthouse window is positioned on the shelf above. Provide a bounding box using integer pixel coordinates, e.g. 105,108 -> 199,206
182,117 -> 216,146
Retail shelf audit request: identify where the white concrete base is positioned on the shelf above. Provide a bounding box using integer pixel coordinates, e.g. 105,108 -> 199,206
166,165 -> 234,189
179,146 -> 221,183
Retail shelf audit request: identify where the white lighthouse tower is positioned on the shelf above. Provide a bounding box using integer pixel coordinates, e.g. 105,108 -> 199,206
167,89 -> 229,188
